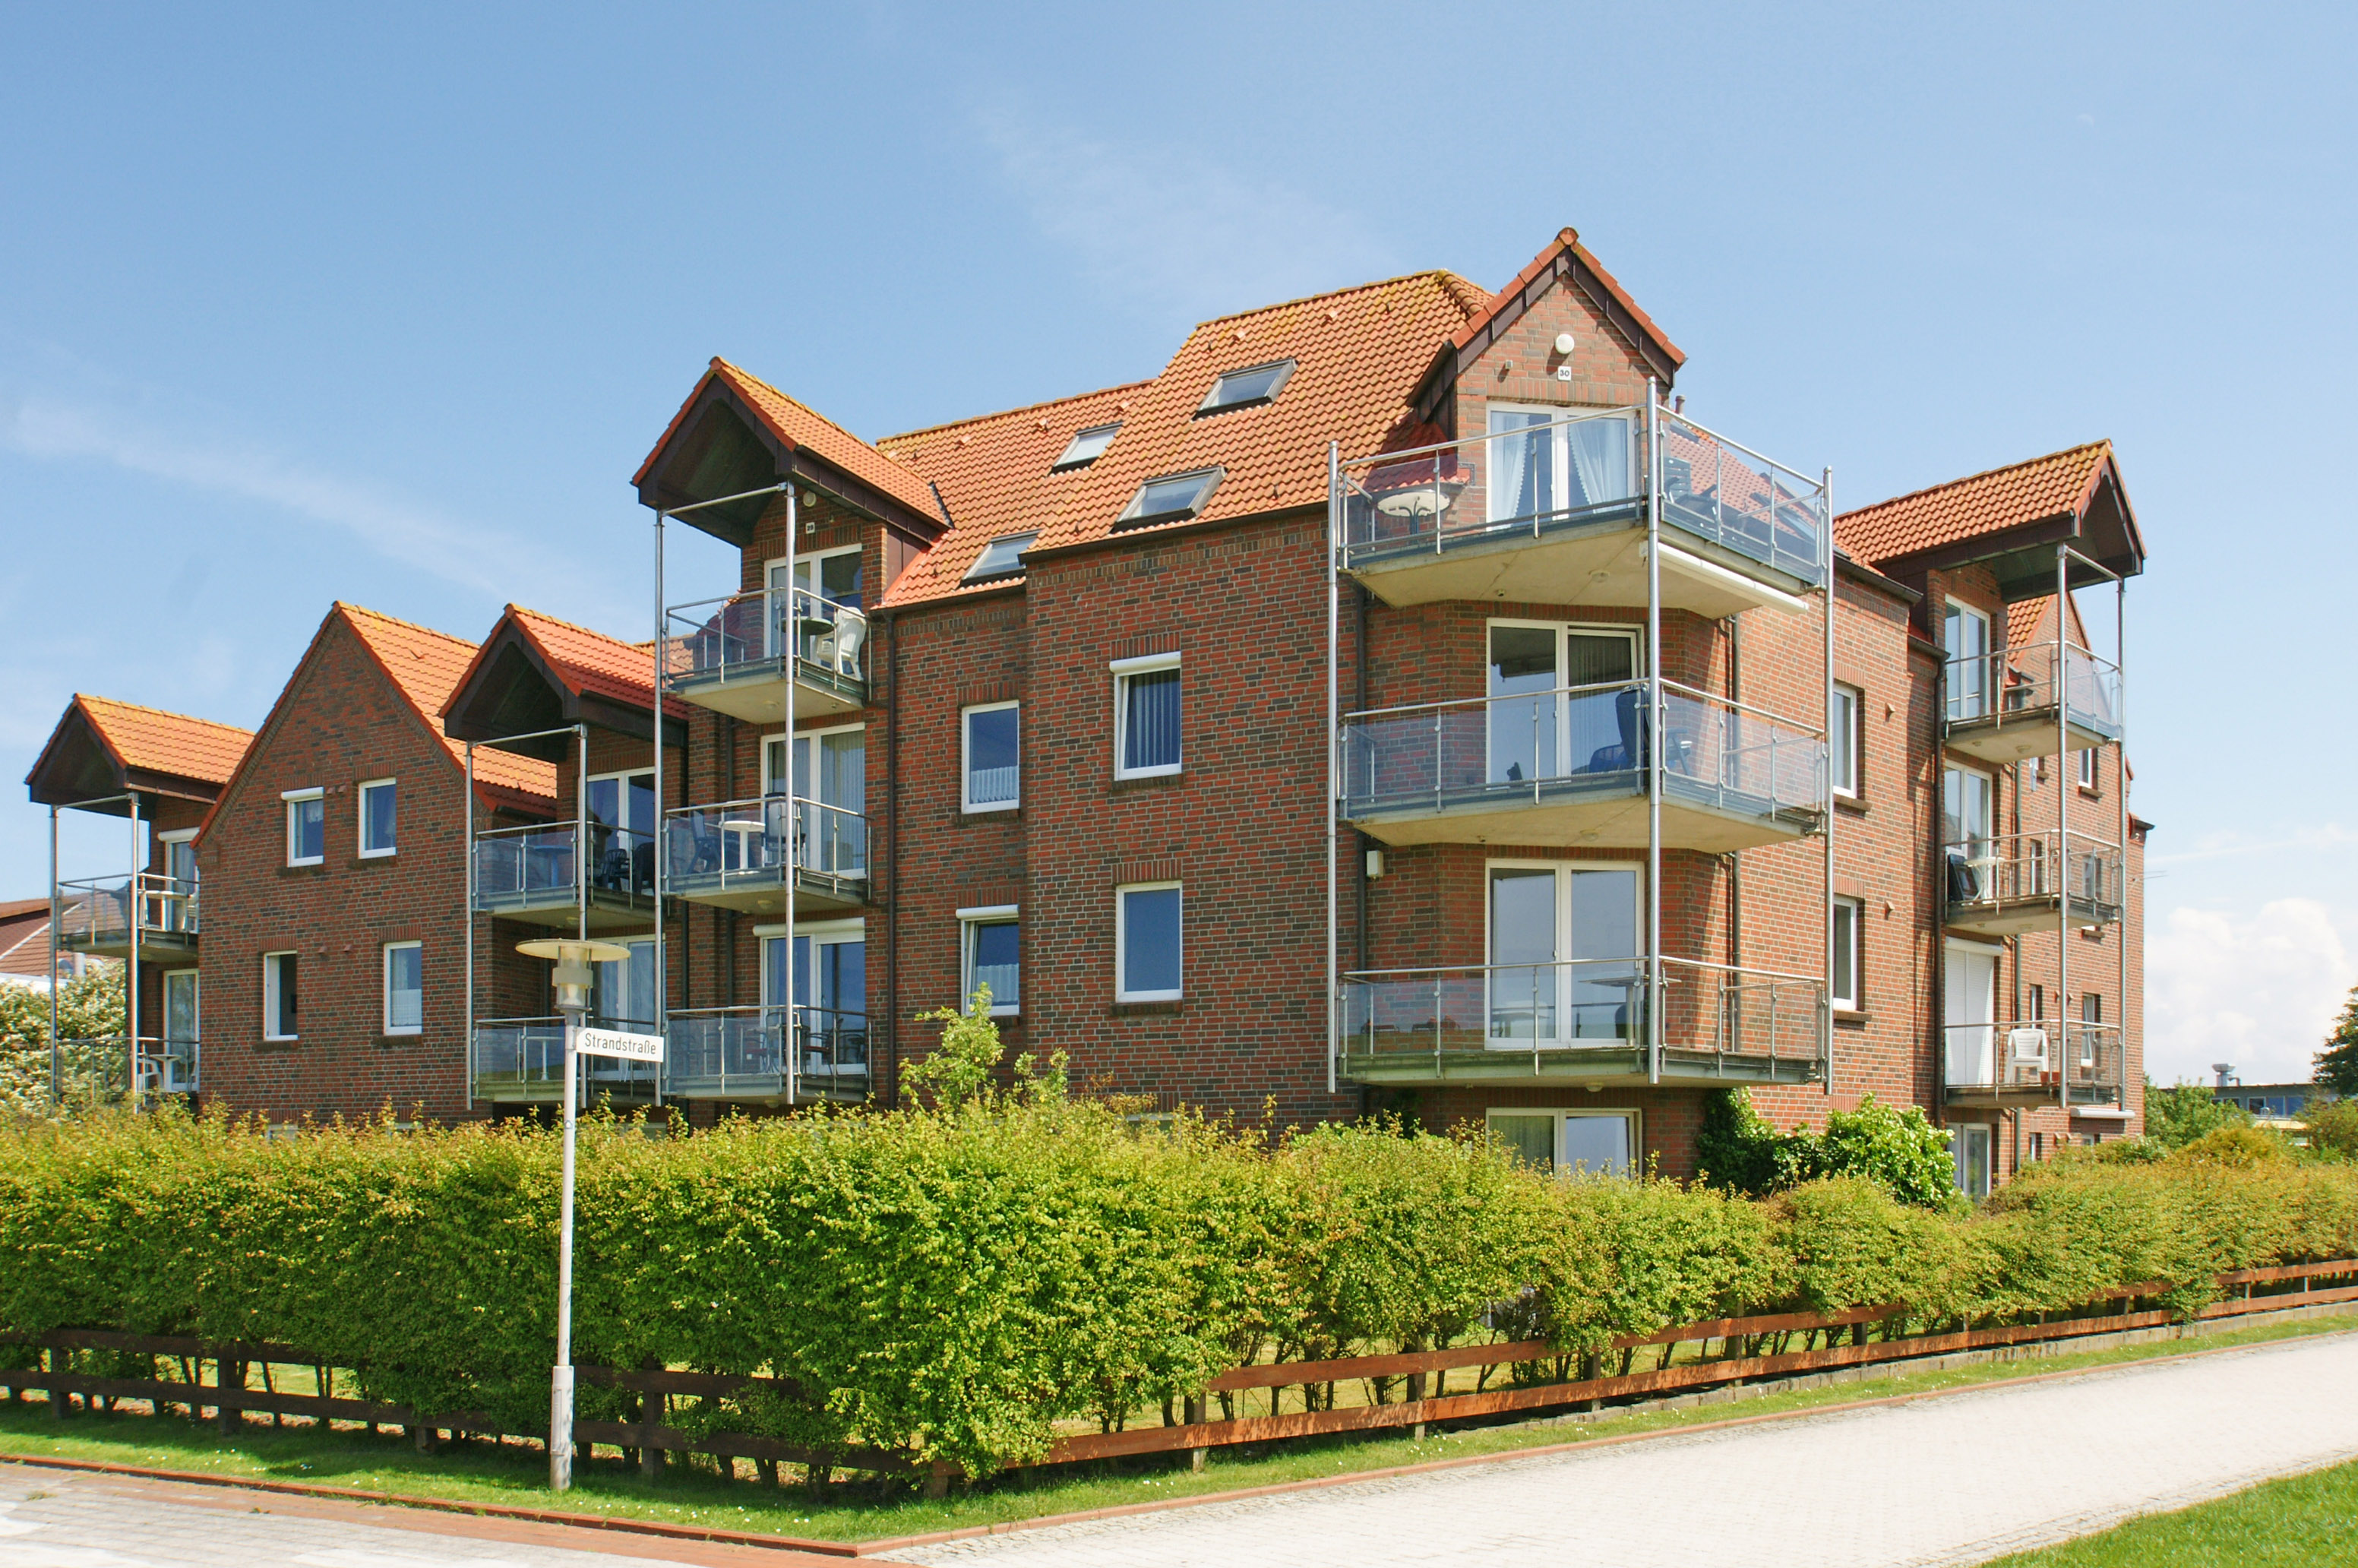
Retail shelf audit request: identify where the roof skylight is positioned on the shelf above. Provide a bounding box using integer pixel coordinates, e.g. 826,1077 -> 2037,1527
1196,359 -> 1296,416
1052,423 -> 1121,471
1117,468 -> 1224,529
963,531 -> 1039,583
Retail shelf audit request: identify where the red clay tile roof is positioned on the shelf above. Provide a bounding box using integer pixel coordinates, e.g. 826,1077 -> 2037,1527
634,358 -> 942,525
70,696 -> 251,788
1836,441 -> 2113,568
2006,594 -> 2091,653
337,605 -> 558,807
874,270 -> 1490,605
1446,226 -> 1685,368
475,606 -> 687,720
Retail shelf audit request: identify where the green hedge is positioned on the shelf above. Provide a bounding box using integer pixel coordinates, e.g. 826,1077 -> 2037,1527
2,1088 -> 2353,1477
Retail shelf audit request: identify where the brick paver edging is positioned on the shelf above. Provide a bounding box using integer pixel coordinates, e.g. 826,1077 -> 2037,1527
852,1312 -> 2358,1556
4,1312 -> 2353,1562
0,1451 -> 858,1557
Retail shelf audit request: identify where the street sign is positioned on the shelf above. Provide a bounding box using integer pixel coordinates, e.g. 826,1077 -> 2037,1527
577,1028 -> 665,1062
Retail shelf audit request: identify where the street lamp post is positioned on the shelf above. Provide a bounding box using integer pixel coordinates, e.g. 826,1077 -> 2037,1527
514,935 -> 635,1492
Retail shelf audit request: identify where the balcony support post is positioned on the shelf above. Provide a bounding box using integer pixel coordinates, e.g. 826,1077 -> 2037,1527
465,743 -> 476,1112
1644,384 -> 1662,1086
1822,465 -> 1835,1095
127,789 -> 139,1107
1327,441 -> 1342,1099
2116,573 -> 2129,1114
47,805 -> 59,1109
2056,545 -> 2069,1117
653,507 -> 668,1109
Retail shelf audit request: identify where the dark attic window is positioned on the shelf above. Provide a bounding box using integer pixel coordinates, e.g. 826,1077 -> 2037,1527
1052,423 -> 1121,471
962,531 -> 1038,583
1196,359 -> 1296,416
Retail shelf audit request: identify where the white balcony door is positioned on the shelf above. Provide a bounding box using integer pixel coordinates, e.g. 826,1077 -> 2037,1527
1945,942 -> 1997,1087
1485,405 -> 1636,524
1945,601 -> 1992,720
763,728 -> 865,874
163,969 -> 198,1047
1488,864 -> 1640,1046
592,938 -> 656,1027
1487,623 -> 1639,787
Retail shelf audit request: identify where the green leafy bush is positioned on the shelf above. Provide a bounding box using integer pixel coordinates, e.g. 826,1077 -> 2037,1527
2144,1081 -> 2251,1149
1695,1089 -> 1957,1209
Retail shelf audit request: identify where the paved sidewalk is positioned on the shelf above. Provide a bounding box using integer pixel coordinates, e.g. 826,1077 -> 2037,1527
0,1468 -> 843,1568
893,1332 -> 2358,1568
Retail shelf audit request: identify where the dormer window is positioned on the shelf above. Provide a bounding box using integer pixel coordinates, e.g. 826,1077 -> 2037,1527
1196,359 -> 1295,416
1052,423 -> 1120,470
1117,468 -> 1224,530
963,531 -> 1038,583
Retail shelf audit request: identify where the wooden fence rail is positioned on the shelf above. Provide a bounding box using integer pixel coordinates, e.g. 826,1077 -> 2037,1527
5,1258 -> 2356,1496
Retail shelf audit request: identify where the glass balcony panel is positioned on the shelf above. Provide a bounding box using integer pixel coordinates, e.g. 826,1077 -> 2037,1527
661,1006 -> 868,1099
1340,408 -> 1826,588
1946,642 -> 2123,742
1945,1020 -> 2123,1101
1943,831 -> 2123,923
52,873 -> 199,950
665,797 -> 868,893
469,1016 -> 659,1096
662,587 -> 869,692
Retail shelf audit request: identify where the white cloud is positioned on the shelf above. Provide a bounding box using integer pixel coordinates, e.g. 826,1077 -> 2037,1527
977,103 -> 1396,324
1,392 -> 576,602
2148,898 -> 2354,1087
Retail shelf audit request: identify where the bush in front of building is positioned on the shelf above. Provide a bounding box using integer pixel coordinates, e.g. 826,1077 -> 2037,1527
5,1083 -> 2358,1477
0,968 -> 126,1118
1693,1088 -> 1958,1209
2142,1080 -> 2253,1149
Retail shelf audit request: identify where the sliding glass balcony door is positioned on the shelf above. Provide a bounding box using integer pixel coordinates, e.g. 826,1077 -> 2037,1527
1487,623 -> 1639,788
1487,864 -> 1641,1047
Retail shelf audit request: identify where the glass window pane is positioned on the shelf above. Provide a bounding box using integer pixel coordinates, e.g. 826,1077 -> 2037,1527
1491,1114 -> 1556,1171
965,532 -> 1039,580
292,798 -> 324,861
1561,1114 -> 1633,1176
1563,415 -> 1632,508
387,946 -> 422,1031
1487,408 -> 1556,522
1122,669 -> 1181,771
1120,887 -> 1182,996
1831,688 -> 1857,793
820,551 -> 862,605
969,919 -> 1019,1008
1488,868 -> 1557,1040
1569,869 -> 1636,1039
363,782 -> 397,852
966,707 -> 1020,805
1053,426 -> 1118,470
165,972 -> 198,1044
1833,901 -> 1857,1007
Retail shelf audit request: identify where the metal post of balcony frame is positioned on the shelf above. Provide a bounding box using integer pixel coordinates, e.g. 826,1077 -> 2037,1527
463,722 -> 594,1111
126,789 -> 139,1108
2116,573 -> 2128,1114
1822,465 -> 1836,1095
2046,541 -> 2128,1119
46,805 -> 58,1108
1326,441 -> 1342,1098
1644,382 -> 1663,1085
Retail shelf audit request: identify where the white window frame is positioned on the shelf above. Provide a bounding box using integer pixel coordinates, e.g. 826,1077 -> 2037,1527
1484,402 -> 1640,524
358,777 -> 398,858
1831,684 -> 1861,798
1484,618 -> 1642,782
1483,857 -> 1643,1045
1051,424 -> 1120,471
761,722 -> 867,803
1952,1123 -> 1993,1199
1115,880 -> 1184,1002
1484,1107 -> 1642,1177
1832,896 -> 1863,1011
1196,359 -> 1297,416
163,967 -> 199,1045
1943,763 -> 1994,851
283,787 -> 324,868
1111,652 -> 1184,779
261,950 -> 298,1042
382,940 -> 422,1036
961,701 -> 1022,813
1943,599 -> 1993,721
2077,744 -> 2099,790
958,903 -> 1021,1016
158,827 -> 198,880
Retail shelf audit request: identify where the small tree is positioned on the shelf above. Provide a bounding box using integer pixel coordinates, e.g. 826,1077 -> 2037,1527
2316,986 -> 2358,1097
2143,1080 -> 2249,1150
904,985 -> 1005,1110
1816,1095 -> 1961,1211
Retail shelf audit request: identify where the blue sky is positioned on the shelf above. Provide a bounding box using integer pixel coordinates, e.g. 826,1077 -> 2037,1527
3,2 -> 2351,1085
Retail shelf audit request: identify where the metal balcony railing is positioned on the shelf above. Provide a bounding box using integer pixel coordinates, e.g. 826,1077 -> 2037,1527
1337,405 -> 1827,587
1341,680 -> 1825,833
662,1006 -> 869,1100
664,795 -> 867,893
662,586 -> 868,693
469,822 -> 656,915
1945,1020 -> 2124,1101
52,874 -> 198,950
1340,956 -> 1825,1074
1946,639 -> 2123,738
1944,831 -> 2123,921
469,1016 -> 662,1096
42,1035 -> 198,1098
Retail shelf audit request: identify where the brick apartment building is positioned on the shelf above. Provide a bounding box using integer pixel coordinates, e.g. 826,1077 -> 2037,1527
24,226 -> 2148,1191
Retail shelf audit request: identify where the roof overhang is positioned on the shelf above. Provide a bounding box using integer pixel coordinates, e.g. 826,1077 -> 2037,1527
24,702 -> 223,814
1869,457 -> 2145,600
634,370 -> 943,547
443,618 -> 684,757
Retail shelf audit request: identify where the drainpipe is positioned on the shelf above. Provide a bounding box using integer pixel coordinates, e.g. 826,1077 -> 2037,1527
1644,386 -> 1662,1086
128,790 -> 141,1107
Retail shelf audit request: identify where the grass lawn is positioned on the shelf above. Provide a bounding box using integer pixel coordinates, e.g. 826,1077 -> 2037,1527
1980,1456 -> 2358,1565
0,1317 -> 2349,1547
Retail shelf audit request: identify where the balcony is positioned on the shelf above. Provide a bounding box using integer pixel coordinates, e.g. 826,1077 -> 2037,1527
43,1036 -> 197,1099
662,1006 -> 869,1103
1945,832 -> 2123,937
1339,957 -> 1825,1086
469,823 -> 657,932
468,1016 -> 661,1104
1945,641 -> 2123,765
52,874 -> 198,960
1337,408 -> 1825,615
1341,681 -> 1824,852
1946,1020 -> 2123,1108
663,796 -> 867,918
662,587 -> 867,723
